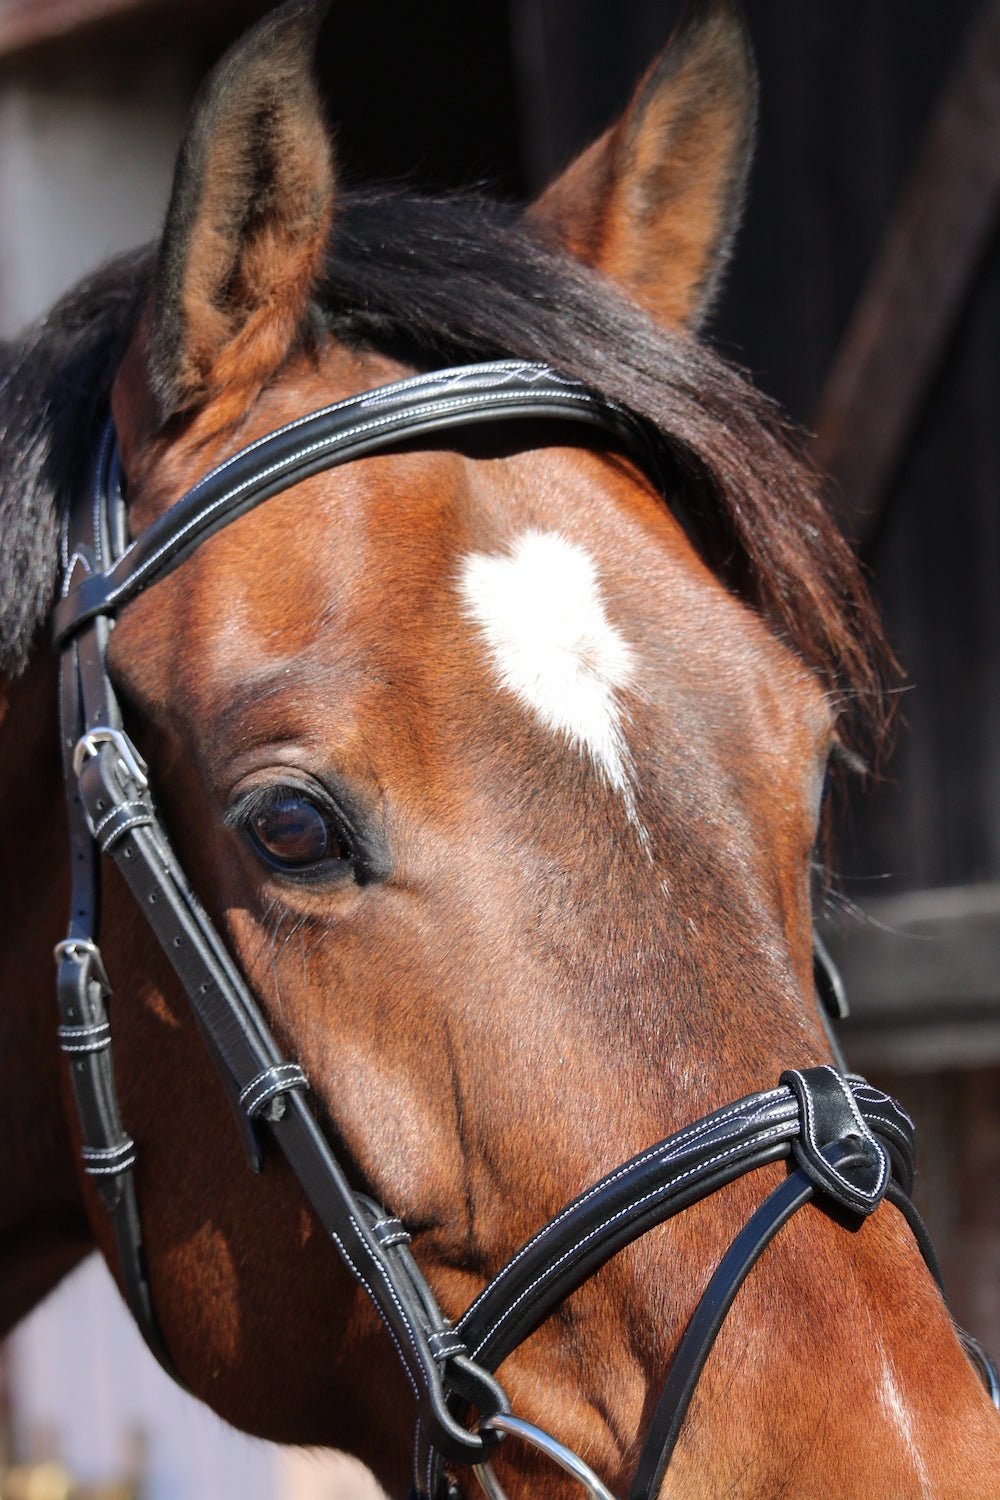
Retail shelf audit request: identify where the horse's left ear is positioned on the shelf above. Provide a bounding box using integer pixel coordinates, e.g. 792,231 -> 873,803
116,0 -> 334,447
530,0 -> 756,331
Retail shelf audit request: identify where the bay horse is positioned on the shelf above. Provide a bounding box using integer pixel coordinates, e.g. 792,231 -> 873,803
1,0 -> 998,1495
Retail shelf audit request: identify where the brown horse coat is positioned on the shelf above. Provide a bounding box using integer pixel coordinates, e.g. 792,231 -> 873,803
1,2 -> 998,1494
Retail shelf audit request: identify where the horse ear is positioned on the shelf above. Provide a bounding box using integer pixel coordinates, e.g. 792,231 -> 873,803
529,0 -> 756,330
122,0 -> 334,438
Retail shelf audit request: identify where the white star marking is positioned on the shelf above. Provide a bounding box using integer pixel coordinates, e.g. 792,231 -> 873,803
459,529 -> 644,831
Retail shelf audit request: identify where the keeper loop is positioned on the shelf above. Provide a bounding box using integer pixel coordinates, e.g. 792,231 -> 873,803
82,1140 -> 136,1177
371,1215 -> 412,1249
239,1062 -> 309,1121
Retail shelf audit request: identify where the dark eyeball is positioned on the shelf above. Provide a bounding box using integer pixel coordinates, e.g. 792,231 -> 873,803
249,794 -> 343,871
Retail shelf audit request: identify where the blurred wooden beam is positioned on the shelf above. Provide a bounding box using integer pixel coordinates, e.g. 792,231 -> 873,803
0,0 -> 273,62
812,0 -> 1000,552
0,0 -> 149,56
826,882 -> 1000,1070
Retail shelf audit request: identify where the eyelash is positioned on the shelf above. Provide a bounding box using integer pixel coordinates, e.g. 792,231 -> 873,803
226,781 -> 355,880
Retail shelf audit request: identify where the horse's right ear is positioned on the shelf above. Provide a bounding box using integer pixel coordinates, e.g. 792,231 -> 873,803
530,0 -> 756,331
115,1 -> 334,453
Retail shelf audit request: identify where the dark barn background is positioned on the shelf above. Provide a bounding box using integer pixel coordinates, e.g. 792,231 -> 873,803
0,0 -> 997,1471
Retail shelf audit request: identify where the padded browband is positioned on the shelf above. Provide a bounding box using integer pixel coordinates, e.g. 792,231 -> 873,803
54,360 -> 660,642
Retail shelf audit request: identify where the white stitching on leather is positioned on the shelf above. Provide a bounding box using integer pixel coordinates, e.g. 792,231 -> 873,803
149,363 -> 577,501
343,1206 -> 439,1398
62,551 -> 91,596
458,1088 -> 794,1327
859,1110 -> 908,1139
92,800 -> 147,840
413,1419 -> 423,1496
853,1084 -> 914,1130
58,1031 -> 112,1054
328,1229 -> 420,1401
427,1333 -> 465,1360
464,1121 -> 794,1352
92,420 -> 114,558
102,385 -> 606,608
790,1067 -> 887,1202
98,811 -> 153,852
238,1063 -> 304,1109
82,1141 -> 136,1175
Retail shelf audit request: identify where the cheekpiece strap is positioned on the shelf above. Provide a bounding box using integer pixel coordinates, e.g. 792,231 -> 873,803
55,361 -> 624,1465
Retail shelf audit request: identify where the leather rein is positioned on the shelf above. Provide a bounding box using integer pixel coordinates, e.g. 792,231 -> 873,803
53,359 -> 999,1499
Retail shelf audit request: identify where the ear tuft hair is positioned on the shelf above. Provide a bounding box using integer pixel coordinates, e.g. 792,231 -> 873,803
146,0 -> 335,427
531,0 -> 756,330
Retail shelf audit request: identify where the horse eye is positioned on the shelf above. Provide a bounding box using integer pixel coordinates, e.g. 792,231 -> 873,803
249,794 -> 344,871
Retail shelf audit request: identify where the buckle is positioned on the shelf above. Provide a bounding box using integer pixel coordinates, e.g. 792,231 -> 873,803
54,936 -> 112,995
73,727 -> 148,789
473,1414 -> 617,1500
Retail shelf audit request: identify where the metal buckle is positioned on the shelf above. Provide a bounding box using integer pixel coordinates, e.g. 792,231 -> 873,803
473,1414 -> 617,1500
53,937 -> 112,995
72,727 -> 148,789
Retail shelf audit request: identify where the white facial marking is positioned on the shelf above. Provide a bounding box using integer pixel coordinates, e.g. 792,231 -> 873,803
459,530 -> 643,828
875,1340 -> 932,1498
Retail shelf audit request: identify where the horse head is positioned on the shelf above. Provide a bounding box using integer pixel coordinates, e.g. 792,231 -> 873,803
1,2 -> 998,1495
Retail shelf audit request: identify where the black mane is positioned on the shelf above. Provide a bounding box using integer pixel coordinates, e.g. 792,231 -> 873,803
0,250 -> 150,678
0,191 -> 886,747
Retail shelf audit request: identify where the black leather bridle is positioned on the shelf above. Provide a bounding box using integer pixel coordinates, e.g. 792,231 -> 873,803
53,359 -> 999,1499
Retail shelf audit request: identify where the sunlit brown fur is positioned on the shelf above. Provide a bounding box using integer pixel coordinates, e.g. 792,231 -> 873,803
150,0 -> 334,431
531,0 -> 755,330
1,2 -> 998,1496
